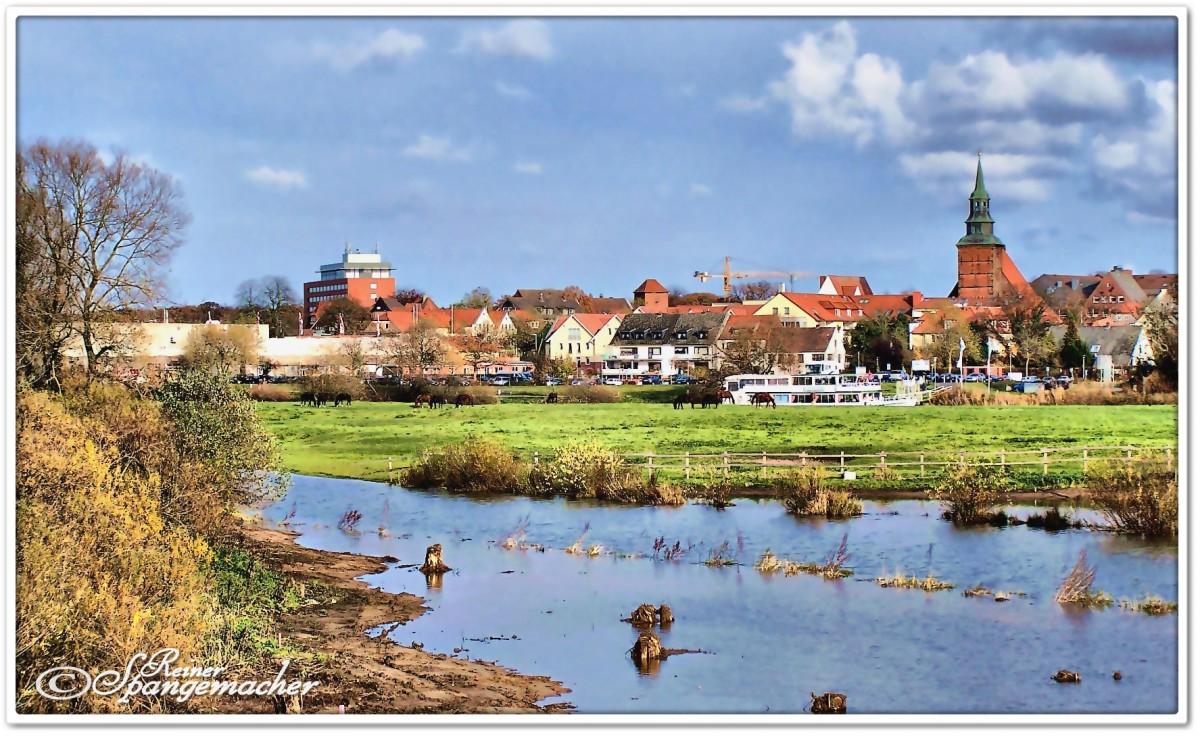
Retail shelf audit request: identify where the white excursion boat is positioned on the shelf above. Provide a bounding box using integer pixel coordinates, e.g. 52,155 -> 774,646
723,373 -> 931,407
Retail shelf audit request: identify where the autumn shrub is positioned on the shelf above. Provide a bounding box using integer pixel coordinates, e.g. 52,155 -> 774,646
402,437 -> 529,494
245,383 -> 294,402
780,465 -> 861,518
16,391 -> 216,713
928,461 -> 1013,525
1086,453 -> 1177,537
560,385 -> 621,403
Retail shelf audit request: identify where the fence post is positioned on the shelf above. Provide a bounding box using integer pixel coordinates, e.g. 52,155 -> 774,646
1125,446 -> 1133,465
999,449 -> 1006,470
647,452 -> 655,480
1082,448 -> 1088,475
839,451 -> 845,472
723,451 -> 730,480
761,451 -> 768,479
959,450 -> 966,466
800,451 -> 808,467
1166,447 -> 1173,467
1042,449 -> 1048,475
388,456 -> 393,483
920,453 -> 925,479
534,451 -> 540,467
879,452 -> 886,473
685,451 -> 691,481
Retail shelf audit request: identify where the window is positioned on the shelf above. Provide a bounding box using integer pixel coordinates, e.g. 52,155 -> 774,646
772,307 -> 779,316
674,346 -> 689,355
370,283 -> 377,289
696,347 -> 709,355
567,328 -> 581,340
812,353 -> 825,361
835,309 -> 841,316
1116,295 -> 1124,303
649,347 -> 661,356
784,307 -> 791,316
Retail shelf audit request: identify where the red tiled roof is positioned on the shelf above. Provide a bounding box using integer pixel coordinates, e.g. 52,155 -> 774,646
853,294 -> 912,316
777,293 -> 865,322
821,275 -> 873,297
633,278 -> 668,294
552,313 -> 621,336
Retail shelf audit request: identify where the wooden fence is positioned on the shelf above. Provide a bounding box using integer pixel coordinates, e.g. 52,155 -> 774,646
384,444 -> 1173,485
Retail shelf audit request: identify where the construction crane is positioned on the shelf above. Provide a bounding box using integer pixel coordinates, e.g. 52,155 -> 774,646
694,256 -> 814,298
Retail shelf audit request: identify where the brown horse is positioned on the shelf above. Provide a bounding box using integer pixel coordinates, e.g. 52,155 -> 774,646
455,393 -> 475,408
716,389 -> 735,404
545,392 -> 558,404
413,393 -> 433,408
751,392 -> 776,409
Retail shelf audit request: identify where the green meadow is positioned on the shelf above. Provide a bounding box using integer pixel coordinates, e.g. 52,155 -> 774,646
256,399 -> 1177,486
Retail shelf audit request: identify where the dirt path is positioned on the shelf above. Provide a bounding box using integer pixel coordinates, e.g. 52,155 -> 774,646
210,526 -> 571,714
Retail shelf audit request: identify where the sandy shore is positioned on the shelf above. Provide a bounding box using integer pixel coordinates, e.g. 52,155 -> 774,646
207,525 -> 571,714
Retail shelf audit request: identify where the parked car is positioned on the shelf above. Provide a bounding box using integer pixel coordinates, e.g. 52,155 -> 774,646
490,377 -> 511,386
641,375 -> 663,385
887,371 -> 908,382
602,377 -> 623,386
544,377 -> 563,386
964,372 -> 987,382
570,378 -> 587,386
672,374 -> 696,384
1055,375 -> 1072,387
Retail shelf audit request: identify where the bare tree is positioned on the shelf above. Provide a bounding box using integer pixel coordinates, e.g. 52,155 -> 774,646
179,324 -> 261,376
380,319 -> 447,377
18,140 -> 190,380
453,328 -> 504,376
731,280 -> 778,302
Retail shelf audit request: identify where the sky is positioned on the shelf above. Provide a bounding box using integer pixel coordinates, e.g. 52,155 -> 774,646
15,14 -> 1180,307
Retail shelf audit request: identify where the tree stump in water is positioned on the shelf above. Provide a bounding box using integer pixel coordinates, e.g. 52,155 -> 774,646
623,604 -> 659,627
1052,670 -> 1081,683
810,692 -> 847,714
658,604 -> 674,624
419,544 -> 451,574
631,629 -> 663,666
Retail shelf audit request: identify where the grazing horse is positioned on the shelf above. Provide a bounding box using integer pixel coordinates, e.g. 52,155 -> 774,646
334,392 -> 352,407
672,392 -> 686,410
751,392 -> 776,409
716,389 -> 735,405
413,393 -> 433,408
455,393 -> 475,408
299,391 -> 315,407
546,392 -> 558,404
430,394 -> 447,408
701,391 -> 722,409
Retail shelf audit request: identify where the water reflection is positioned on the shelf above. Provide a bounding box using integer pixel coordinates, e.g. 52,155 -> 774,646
259,476 -> 1178,715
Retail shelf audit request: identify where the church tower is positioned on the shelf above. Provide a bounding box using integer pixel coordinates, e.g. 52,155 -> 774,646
952,156 -> 1011,303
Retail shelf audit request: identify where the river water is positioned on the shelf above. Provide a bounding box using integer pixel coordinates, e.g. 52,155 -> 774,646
259,475 -> 1178,715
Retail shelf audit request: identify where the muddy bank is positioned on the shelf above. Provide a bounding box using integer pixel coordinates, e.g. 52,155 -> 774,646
722,486 -> 1088,503
206,526 -> 570,714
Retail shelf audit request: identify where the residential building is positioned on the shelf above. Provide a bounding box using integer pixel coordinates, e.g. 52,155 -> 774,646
602,313 -> 727,378
1033,268 -> 1177,325
303,246 -> 396,328
589,296 -> 633,314
818,275 -> 873,297
497,289 -> 581,317
716,315 -> 845,374
752,293 -> 865,328
546,313 -> 623,368
1049,324 -> 1154,382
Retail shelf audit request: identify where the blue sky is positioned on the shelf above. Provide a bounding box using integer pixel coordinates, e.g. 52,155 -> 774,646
16,15 -> 1179,306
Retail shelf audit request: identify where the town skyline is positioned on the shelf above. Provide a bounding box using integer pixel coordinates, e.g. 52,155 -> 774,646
16,15 -> 1180,307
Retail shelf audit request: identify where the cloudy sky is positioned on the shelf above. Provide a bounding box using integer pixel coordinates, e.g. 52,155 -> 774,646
16,14 -> 1179,306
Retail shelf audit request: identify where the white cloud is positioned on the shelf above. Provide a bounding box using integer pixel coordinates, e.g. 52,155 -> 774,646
245,166 -> 307,190
719,95 -> 770,113
458,20 -> 553,60
897,151 -> 1069,203
767,21 -> 916,146
515,161 -> 543,175
314,28 -> 426,72
689,183 -> 713,197
403,135 -> 472,163
495,80 -> 532,99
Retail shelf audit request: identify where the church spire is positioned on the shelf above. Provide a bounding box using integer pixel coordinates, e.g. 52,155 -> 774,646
957,154 -> 1001,246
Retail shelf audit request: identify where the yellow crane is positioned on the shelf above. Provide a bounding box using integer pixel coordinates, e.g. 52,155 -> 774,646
694,256 -> 814,298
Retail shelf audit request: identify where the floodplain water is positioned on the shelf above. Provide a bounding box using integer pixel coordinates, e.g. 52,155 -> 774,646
260,475 -> 1178,714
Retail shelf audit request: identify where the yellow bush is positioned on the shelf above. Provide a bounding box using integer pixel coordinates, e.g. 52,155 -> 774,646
16,392 -> 216,713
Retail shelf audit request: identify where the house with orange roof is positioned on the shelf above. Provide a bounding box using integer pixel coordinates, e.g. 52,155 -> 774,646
632,278 -> 670,312
752,292 -> 865,328
546,313 -> 624,367
716,315 -> 845,374
496,309 -> 549,335
818,275 -> 873,298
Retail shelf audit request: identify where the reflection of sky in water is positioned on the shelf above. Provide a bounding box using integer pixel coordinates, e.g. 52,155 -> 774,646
261,477 -> 1178,714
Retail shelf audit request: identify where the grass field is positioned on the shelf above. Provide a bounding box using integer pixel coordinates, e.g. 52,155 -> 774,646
256,399 -> 1177,486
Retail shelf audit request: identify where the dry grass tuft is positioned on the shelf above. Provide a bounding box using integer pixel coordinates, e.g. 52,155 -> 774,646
1054,550 -> 1113,608
1119,595 -> 1178,616
1086,454 -> 1177,537
876,573 -> 954,591
781,466 -> 862,519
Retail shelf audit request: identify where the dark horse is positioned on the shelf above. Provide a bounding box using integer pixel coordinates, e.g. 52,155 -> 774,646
334,392 -> 352,407
672,391 -> 686,410
299,391 -> 315,407
430,394 -> 447,408
545,392 -> 558,404
688,390 -> 720,409
413,393 -> 433,408
716,389 -> 735,404
751,392 -> 776,409
455,393 -> 475,408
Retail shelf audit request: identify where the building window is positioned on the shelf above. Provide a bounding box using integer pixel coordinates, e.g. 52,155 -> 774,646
370,283 -> 377,289
649,348 -> 661,356
784,307 -> 791,316
674,347 -> 688,355
772,308 -> 779,315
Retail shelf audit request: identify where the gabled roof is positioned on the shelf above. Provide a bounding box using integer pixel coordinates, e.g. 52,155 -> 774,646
633,278 -> 668,294
910,310 -> 949,335
503,289 -> 582,312
819,275 -> 874,297
590,296 -> 633,314
773,293 -> 865,322
775,327 -> 838,354
854,294 -> 913,317
718,314 -> 778,340
550,312 -> 622,336
1132,273 -> 1177,294
610,312 -> 727,345
1049,325 -> 1143,365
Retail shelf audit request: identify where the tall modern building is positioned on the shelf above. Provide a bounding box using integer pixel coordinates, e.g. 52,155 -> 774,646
949,156 -> 1033,304
303,246 -> 396,328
